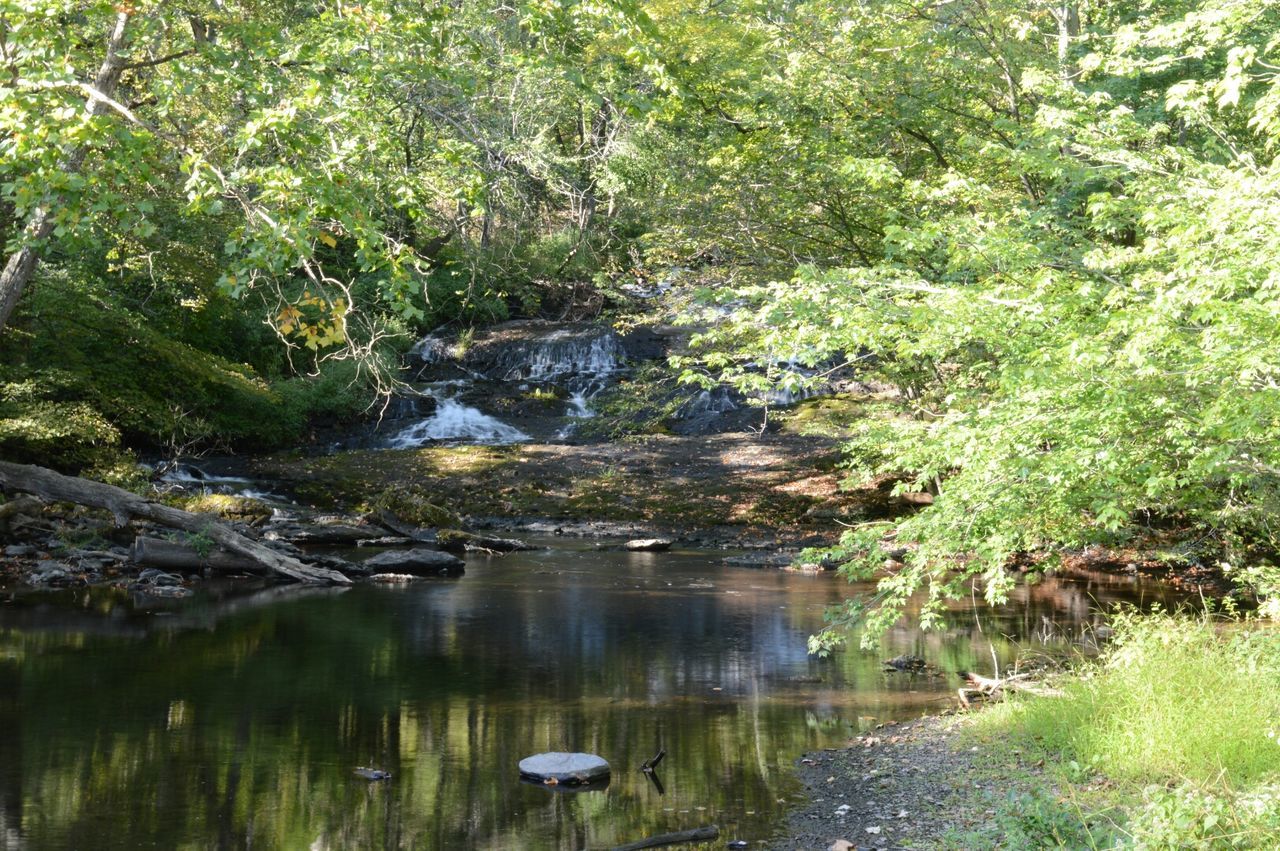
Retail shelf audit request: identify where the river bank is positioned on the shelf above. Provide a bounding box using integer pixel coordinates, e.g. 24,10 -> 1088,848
780,612 -> 1280,851
783,713 -> 1050,850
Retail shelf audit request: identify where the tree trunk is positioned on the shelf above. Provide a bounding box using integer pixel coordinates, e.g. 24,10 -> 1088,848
1054,2 -> 1081,81
0,12 -> 133,334
0,461 -> 350,585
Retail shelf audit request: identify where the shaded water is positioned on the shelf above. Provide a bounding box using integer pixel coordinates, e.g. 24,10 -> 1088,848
0,545 -> 1188,850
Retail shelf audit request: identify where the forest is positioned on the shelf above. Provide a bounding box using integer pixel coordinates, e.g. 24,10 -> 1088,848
4,0 -> 1280,848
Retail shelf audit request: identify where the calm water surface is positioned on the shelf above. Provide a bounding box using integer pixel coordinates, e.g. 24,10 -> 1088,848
0,543 -> 1188,850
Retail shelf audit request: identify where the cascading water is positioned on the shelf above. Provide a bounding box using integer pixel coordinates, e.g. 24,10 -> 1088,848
383,323 -> 628,447
386,399 -> 530,447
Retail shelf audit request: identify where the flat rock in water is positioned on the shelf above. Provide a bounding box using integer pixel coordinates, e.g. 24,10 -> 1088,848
624,538 -> 672,552
723,553 -> 794,568
362,548 -> 464,576
518,752 -> 610,784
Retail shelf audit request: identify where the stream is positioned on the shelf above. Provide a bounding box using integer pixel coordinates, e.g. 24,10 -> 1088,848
0,543 -> 1190,850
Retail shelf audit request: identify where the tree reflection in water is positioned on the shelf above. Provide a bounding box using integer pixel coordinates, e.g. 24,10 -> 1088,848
0,544 -> 1190,850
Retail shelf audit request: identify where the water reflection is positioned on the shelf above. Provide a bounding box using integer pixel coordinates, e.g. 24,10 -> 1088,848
0,546 -> 1191,850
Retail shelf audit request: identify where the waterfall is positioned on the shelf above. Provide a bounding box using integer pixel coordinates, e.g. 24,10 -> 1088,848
386,399 -> 530,447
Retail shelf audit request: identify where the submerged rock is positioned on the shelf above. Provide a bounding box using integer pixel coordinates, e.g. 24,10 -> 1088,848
723,553 -> 794,568
353,767 -> 391,781
518,752 -> 610,785
883,654 -> 927,673
361,548 -> 464,576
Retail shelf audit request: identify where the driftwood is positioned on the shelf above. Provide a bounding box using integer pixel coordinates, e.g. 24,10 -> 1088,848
132,536 -> 264,575
957,671 -> 1064,708
0,461 -> 349,585
610,825 -> 719,851
640,748 -> 666,772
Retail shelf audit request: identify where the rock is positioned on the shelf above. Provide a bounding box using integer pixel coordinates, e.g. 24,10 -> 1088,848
517,752 -> 610,785
723,553 -> 794,568
883,655 -> 926,673
27,560 -> 71,585
828,841 -> 856,851
361,548 -> 464,576
4,544 -> 36,557
263,522 -> 387,545
437,529 -> 537,554
135,584 -> 193,598
353,767 -> 391,781
355,536 -> 415,547
306,554 -> 366,576
624,538 -> 673,552
368,573 -> 419,583
137,568 -> 185,586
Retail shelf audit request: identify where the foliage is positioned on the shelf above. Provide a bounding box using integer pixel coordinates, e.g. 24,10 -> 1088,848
668,0 -> 1280,642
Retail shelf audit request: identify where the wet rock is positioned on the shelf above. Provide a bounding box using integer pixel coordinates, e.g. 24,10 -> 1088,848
361,548 -> 464,576
517,752 -> 610,785
136,584 -> 193,598
883,655 -> 927,673
723,553 -> 794,569
263,522 -> 387,545
355,536 -> 415,547
28,560 -> 71,585
306,554 -> 366,576
136,568 -> 185,586
625,538 -> 673,552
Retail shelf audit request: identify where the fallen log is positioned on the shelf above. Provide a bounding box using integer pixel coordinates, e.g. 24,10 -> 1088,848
0,462 -> 349,585
957,671 -> 1064,708
610,826 -> 719,851
132,536 -> 264,575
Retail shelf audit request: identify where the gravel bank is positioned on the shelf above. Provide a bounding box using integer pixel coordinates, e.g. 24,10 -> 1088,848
777,714 -> 1049,850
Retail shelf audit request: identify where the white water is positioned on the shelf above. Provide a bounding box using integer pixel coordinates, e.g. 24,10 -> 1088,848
389,326 -> 631,446
157,465 -> 291,502
516,332 -> 623,382
386,399 -> 530,447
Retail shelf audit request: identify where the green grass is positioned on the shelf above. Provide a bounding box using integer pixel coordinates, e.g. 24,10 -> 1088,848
980,612 -> 1280,787
970,611 -> 1280,848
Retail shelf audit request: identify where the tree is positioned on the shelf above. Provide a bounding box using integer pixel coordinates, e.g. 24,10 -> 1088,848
672,0 -> 1280,644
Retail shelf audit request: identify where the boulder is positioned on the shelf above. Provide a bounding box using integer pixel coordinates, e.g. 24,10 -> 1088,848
518,752 -> 610,785
361,548 -> 464,576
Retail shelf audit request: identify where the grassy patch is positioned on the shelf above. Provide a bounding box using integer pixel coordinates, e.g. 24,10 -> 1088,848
967,612 -> 1280,848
